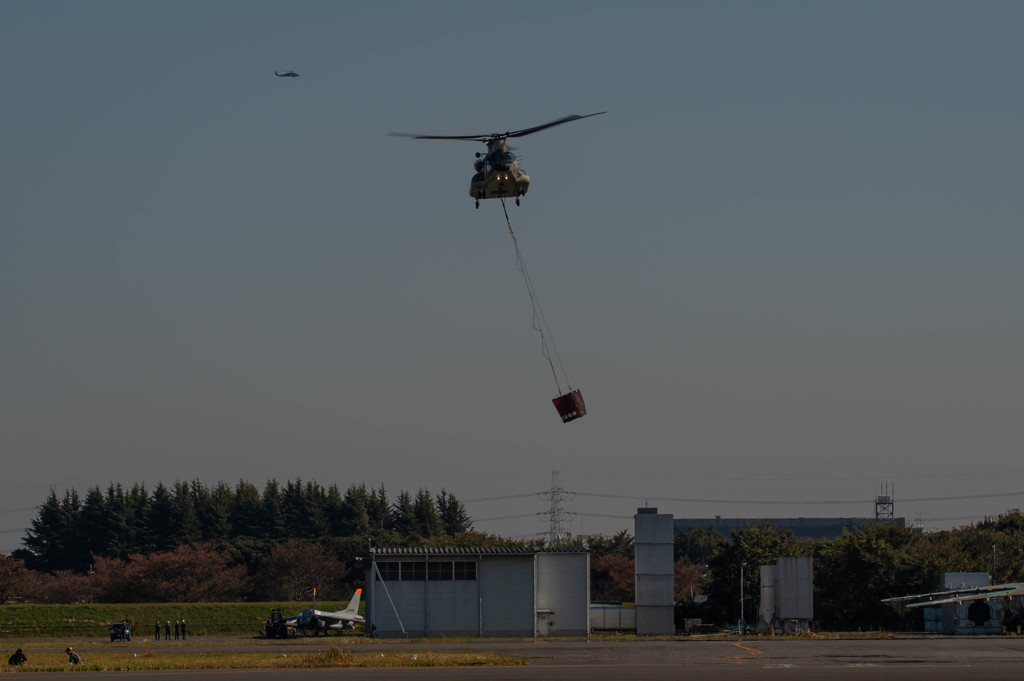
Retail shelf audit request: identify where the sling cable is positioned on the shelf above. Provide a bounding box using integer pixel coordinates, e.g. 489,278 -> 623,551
501,196 -> 586,423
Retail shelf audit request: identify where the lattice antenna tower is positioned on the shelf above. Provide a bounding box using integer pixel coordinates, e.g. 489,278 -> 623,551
875,482 -> 895,522
538,470 -> 576,544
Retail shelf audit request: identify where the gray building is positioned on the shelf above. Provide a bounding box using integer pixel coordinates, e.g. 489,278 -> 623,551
635,508 -> 674,635
675,516 -> 905,540
365,547 -> 590,637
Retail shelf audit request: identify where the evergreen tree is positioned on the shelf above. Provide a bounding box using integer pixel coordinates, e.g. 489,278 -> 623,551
282,479 -> 306,539
367,484 -> 391,534
124,483 -> 149,554
436,489 -> 473,536
323,484 -> 347,537
78,486 -> 113,562
172,480 -> 202,544
22,489 -> 74,572
392,491 -> 416,538
413,488 -> 443,538
303,481 -> 329,539
231,480 -> 264,539
199,481 -> 233,541
260,479 -> 285,540
102,483 -> 133,558
339,484 -> 371,537
146,483 -> 177,552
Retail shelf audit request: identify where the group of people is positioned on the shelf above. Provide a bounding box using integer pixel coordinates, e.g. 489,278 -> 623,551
5,647 -> 80,667
154,619 -> 188,640
6,617 -> 191,669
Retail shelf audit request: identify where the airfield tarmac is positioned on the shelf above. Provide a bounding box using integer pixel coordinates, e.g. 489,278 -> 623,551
9,636 -> 1024,680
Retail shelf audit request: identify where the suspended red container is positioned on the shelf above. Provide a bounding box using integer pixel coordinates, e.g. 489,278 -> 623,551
552,389 -> 586,423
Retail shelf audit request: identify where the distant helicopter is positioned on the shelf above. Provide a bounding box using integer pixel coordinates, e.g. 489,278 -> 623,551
274,70 -> 300,78
390,112 -> 605,208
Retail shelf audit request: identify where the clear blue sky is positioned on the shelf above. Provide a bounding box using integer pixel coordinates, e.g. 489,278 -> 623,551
2,0 -> 1022,552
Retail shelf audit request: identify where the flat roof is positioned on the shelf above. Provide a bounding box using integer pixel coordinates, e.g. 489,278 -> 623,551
369,546 -> 589,556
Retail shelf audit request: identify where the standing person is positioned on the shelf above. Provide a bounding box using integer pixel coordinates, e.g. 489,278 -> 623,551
65,647 -> 82,665
180,620 -> 187,640
174,620 -> 180,640
8,648 -> 27,666
154,621 -> 161,641
164,621 -> 171,640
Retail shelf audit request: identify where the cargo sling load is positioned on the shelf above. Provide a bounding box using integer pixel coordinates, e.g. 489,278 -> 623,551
500,197 -> 586,424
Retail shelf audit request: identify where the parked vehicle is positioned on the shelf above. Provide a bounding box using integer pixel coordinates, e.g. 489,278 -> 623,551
110,621 -> 131,642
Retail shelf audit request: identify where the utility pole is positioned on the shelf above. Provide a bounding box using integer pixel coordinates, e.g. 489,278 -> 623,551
739,561 -> 747,635
991,544 -> 996,584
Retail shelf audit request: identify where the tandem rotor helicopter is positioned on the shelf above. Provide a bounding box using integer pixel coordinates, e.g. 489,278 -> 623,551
390,112 -> 605,208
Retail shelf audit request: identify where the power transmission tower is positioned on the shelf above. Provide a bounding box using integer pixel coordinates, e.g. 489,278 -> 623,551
875,482 -> 895,522
538,470 -> 576,544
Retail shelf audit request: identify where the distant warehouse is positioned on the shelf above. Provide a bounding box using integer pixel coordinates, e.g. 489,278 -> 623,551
364,547 -> 590,637
675,516 -> 905,540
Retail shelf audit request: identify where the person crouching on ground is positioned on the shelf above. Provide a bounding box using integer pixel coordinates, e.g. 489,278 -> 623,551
65,647 -> 82,665
8,648 -> 27,666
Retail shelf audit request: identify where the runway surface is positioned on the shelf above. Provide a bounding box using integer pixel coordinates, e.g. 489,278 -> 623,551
11,636 -> 1024,680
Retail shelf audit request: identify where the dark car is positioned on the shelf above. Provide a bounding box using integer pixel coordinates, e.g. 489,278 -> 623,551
110,621 -> 131,642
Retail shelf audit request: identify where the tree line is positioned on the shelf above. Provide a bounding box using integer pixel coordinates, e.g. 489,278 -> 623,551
10,479 -> 1024,632
14,479 -> 473,575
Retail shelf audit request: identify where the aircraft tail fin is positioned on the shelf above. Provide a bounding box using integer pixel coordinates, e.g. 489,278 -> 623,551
344,588 -> 362,615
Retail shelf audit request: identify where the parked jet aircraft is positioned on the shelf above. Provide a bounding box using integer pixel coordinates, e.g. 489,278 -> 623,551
883,583 -> 1024,626
284,588 -> 363,634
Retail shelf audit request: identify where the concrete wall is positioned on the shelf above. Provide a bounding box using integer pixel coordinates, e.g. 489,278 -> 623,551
635,509 -> 674,635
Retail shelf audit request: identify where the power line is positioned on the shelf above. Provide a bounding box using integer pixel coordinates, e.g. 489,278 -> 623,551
463,492 -> 541,503
564,468 -> 1024,483
473,513 -> 540,522
467,489 -> 1024,507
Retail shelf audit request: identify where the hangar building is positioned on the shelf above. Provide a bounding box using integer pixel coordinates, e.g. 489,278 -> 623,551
364,547 -> 590,637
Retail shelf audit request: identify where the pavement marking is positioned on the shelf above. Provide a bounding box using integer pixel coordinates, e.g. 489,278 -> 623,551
731,643 -> 765,654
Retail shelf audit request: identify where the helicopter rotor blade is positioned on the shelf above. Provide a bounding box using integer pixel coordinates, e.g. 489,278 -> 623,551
387,132 -> 489,141
388,112 -> 605,142
505,112 -> 606,138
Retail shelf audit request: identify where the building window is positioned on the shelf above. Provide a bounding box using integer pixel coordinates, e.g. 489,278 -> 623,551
401,561 -> 426,581
377,561 -> 400,581
454,561 -> 476,581
428,561 -> 453,581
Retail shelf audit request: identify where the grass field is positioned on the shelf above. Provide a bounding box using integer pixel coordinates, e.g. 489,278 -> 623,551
0,601 -> 350,638
0,647 -> 525,672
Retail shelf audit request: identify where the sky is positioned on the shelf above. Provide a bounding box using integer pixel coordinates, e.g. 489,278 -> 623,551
2,0 -> 1022,553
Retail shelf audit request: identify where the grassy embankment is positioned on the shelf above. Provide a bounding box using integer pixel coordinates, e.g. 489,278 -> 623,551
0,601 -> 349,638
0,648 -> 525,672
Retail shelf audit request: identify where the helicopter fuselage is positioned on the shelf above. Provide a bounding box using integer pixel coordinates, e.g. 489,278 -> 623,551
469,139 -> 530,203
